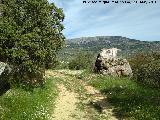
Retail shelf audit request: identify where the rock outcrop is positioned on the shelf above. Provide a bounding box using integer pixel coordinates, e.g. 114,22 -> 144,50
94,48 -> 133,77
0,62 -> 11,95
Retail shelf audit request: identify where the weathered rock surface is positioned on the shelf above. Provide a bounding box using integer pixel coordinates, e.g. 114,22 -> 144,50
94,48 -> 133,77
0,62 -> 11,95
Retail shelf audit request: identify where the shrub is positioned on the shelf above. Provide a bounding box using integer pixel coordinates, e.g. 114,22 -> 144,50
68,52 -> 94,70
129,52 -> 160,87
137,60 -> 160,87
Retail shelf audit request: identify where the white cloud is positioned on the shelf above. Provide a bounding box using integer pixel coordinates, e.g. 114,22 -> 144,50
48,0 -> 160,41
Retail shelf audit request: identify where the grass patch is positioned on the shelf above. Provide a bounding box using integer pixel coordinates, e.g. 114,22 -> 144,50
81,73 -> 160,120
0,77 -> 58,120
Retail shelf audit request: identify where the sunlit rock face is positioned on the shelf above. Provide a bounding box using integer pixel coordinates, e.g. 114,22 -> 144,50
100,48 -> 121,59
94,48 -> 133,77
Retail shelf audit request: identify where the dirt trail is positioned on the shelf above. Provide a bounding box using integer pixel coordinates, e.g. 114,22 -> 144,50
46,70 -> 87,120
84,85 -> 118,120
46,70 -> 118,120
52,84 -> 86,120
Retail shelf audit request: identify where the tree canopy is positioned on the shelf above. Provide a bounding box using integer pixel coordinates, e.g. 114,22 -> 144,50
0,0 -> 65,88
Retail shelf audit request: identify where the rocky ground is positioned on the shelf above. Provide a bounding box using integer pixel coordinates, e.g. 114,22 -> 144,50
45,70 -> 118,120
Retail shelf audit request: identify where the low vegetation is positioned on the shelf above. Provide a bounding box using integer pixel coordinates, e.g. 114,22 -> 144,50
68,52 -> 94,70
59,36 -> 160,62
79,72 -> 160,120
0,78 -> 57,120
129,52 -> 160,87
1,1 -> 159,119
58,51 -> 160,119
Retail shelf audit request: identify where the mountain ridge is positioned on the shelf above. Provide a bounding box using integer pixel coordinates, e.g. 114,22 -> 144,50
58,36 -> 160,61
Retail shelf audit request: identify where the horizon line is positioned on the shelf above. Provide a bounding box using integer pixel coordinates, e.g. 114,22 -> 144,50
65,35 -> 160,42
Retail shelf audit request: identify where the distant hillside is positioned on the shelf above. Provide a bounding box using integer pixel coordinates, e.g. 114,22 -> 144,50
58,36 -> 160,61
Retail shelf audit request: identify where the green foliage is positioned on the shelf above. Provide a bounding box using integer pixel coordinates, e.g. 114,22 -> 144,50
0,78 -> 57,120
129,52 -> 160,87
0,0 -> 65,87
137,60 -> 160,87
58,36 -> 160,61
68,52 -> 94,70
81,73 -> 160,120
53,61 -> 69,70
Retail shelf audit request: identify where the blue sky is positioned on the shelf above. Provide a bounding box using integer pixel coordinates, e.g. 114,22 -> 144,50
48,0 -> 160,41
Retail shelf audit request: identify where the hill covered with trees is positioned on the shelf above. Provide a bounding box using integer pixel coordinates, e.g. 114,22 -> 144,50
59,36 -> 160,61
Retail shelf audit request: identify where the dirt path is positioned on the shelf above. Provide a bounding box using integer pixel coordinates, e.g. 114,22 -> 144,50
52,84 -> 86,120
84,85 -> 118,120
46,70 -> 118,120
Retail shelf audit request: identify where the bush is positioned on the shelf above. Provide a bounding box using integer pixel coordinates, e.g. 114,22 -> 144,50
137,60 -> 160,87
129,52 -> 160,87
68,52 -> 94,70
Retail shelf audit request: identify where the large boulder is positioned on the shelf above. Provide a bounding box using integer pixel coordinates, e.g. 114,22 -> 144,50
94,48 -> 133,77
0,62 -> 11,95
